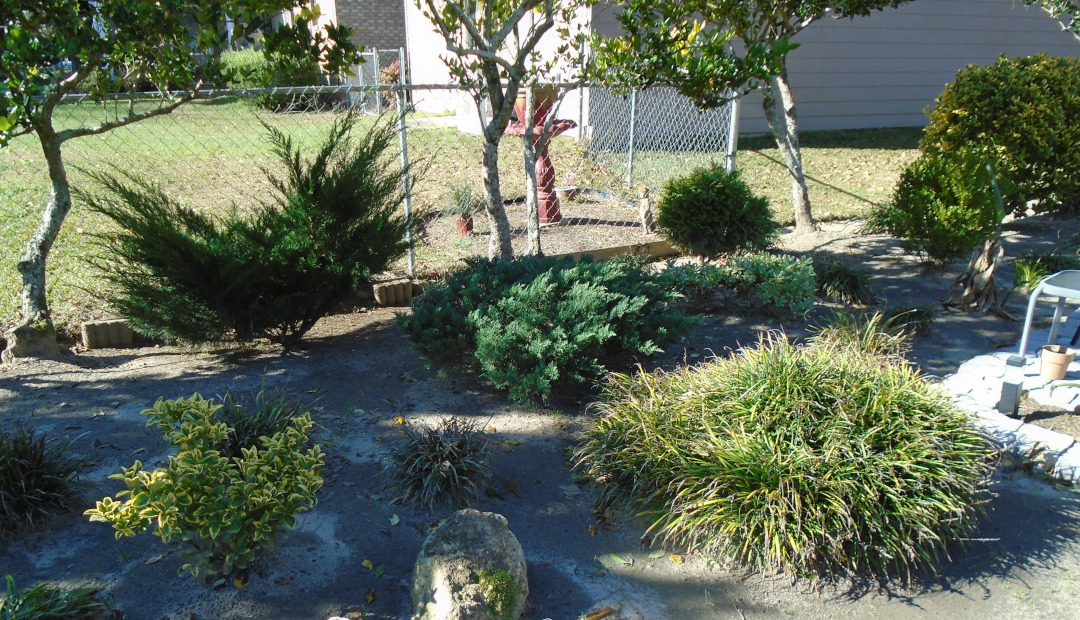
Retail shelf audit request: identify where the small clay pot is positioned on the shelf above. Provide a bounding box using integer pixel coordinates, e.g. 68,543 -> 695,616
457,216 -> 474,237
1040,344 -> 1075,382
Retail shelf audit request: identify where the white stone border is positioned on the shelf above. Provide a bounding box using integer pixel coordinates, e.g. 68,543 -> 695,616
941,322 -> 1080,484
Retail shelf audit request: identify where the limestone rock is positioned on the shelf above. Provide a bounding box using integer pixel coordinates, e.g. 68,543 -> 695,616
410,509 -> 527,620
1,323 -> 66,364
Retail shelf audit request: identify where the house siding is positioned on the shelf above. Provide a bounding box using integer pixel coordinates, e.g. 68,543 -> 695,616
738,0 -> 1079,134
336,0 -> 407,52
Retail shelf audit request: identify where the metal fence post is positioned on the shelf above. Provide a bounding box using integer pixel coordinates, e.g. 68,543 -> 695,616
626,87 -> 637,189
396,48 -> 415,278
725,94 -> 741,174
374,47 -> 383,115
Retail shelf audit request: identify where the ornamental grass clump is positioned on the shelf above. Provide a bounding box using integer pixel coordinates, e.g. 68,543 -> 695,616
577,334 -> 994,579
0,575 -> 112,620
389,417 -> 491,509
813,257 -> 876,305
0,425 -> 82,538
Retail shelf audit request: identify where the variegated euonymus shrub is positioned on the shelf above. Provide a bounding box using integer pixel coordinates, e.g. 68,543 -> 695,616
85,395 -> 323,586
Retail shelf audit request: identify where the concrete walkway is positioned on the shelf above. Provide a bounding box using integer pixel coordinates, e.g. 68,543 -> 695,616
942,311 -> 1080,484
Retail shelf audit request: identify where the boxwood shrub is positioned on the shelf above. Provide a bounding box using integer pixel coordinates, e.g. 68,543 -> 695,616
576,334 -> 994,579
921,53 -> 1080,213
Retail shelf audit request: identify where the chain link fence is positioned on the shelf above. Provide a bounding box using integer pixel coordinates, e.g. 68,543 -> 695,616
1,82 -> 736,292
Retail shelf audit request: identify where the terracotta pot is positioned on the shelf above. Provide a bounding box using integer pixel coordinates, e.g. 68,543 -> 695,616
457,216 -> 474,237
1040,344 -> 1075,382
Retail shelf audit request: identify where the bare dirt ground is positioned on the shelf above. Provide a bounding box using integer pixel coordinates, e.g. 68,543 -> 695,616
3,217 -> 1080,620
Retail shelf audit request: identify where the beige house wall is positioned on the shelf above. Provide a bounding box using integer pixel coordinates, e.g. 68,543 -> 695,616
738,0 -> 1079,134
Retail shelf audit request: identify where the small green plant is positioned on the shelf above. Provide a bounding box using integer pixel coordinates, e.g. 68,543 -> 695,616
85,394 -> 323,587
0,425 -> 82,538
83,111 -> 410,347
729,253 -> 816,315
881,304 -> 938,338
922,53 -> 1080,213
577,335 -> 994,579
810,311 -> 911,359
444,185 -> 484,218
389,417 -> 491,509
871,148 -> 1006,264
0,575 -> 111,620
1013,249 -> 1080,291
399,255 -> 697,403
813,257 -> 876,305
217,385 -> 306,459
656,164 -> 778,258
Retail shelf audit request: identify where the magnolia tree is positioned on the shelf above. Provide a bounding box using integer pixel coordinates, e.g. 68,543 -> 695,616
415,0 -> 595,259
0,1 -> 360,361
591,1 -> 910,234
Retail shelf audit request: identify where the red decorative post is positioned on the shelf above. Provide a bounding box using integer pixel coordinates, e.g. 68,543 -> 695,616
505,89 -> 577,224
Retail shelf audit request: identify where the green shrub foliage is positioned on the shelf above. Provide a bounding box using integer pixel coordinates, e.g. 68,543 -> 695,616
922,53 -> 1080,213
872,149 -> 1005,264
86,394 -> 323,587
0,425 -> 82,538
399,256 -> 697,403
83,113 -> 409,347
389,417 -> 491,508
219,48 -> 325,112
577,334 -> 993,579
656,164 -> 777,258
0,575 -> 111,620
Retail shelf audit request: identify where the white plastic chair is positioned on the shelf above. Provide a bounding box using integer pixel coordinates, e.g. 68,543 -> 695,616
1016,270 -> 1080,358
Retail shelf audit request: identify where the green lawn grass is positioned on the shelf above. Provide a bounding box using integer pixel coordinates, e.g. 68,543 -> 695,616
0,98 -> 919,335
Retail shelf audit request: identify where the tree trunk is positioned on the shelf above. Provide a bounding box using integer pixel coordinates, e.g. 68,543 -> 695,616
522,88 -> 542,256
480,130 -> 515,260
945,229 -> 1010,317
5,116 -> 68,361
762,70 -> 815,235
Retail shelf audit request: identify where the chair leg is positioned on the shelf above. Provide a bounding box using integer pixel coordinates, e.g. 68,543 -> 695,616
1018,284 -> 1044,358
1049,297 -> 1067,345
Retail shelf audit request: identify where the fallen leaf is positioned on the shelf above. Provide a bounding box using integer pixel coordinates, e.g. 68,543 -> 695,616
58,402 -> 70,408
373,565 -> 386,579
584,607 -> 615,620
144,553 -> 165,565
588,524 -> 597,536
133,448 -> 146,455
342,481 -> 355,487
274,576 -> 294,585
669,554 -> 684,564
394,416 -> 405,425
485,424 -> 497,434
366,588 -> 376,604
608,552 -> 632,566
505,480 -> 523,498
389,514 -> 400,526
601,523 -> 622,532
362,559 -> 373,570
233,569 -> 250,589
109,401 -> 120,407
648,550 -> 665,559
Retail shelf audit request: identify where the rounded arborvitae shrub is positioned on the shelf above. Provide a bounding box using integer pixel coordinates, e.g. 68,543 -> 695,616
83,112 -> 410,347
389,417 -> 491,508
0,425 -> 82,538
656,164 -> 777,258
921,53 -> 1080,213
576,334 -> 993,579
872,148 -> 1005,264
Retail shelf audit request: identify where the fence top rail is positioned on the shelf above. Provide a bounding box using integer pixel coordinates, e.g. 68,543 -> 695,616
54,82 -> 737,105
